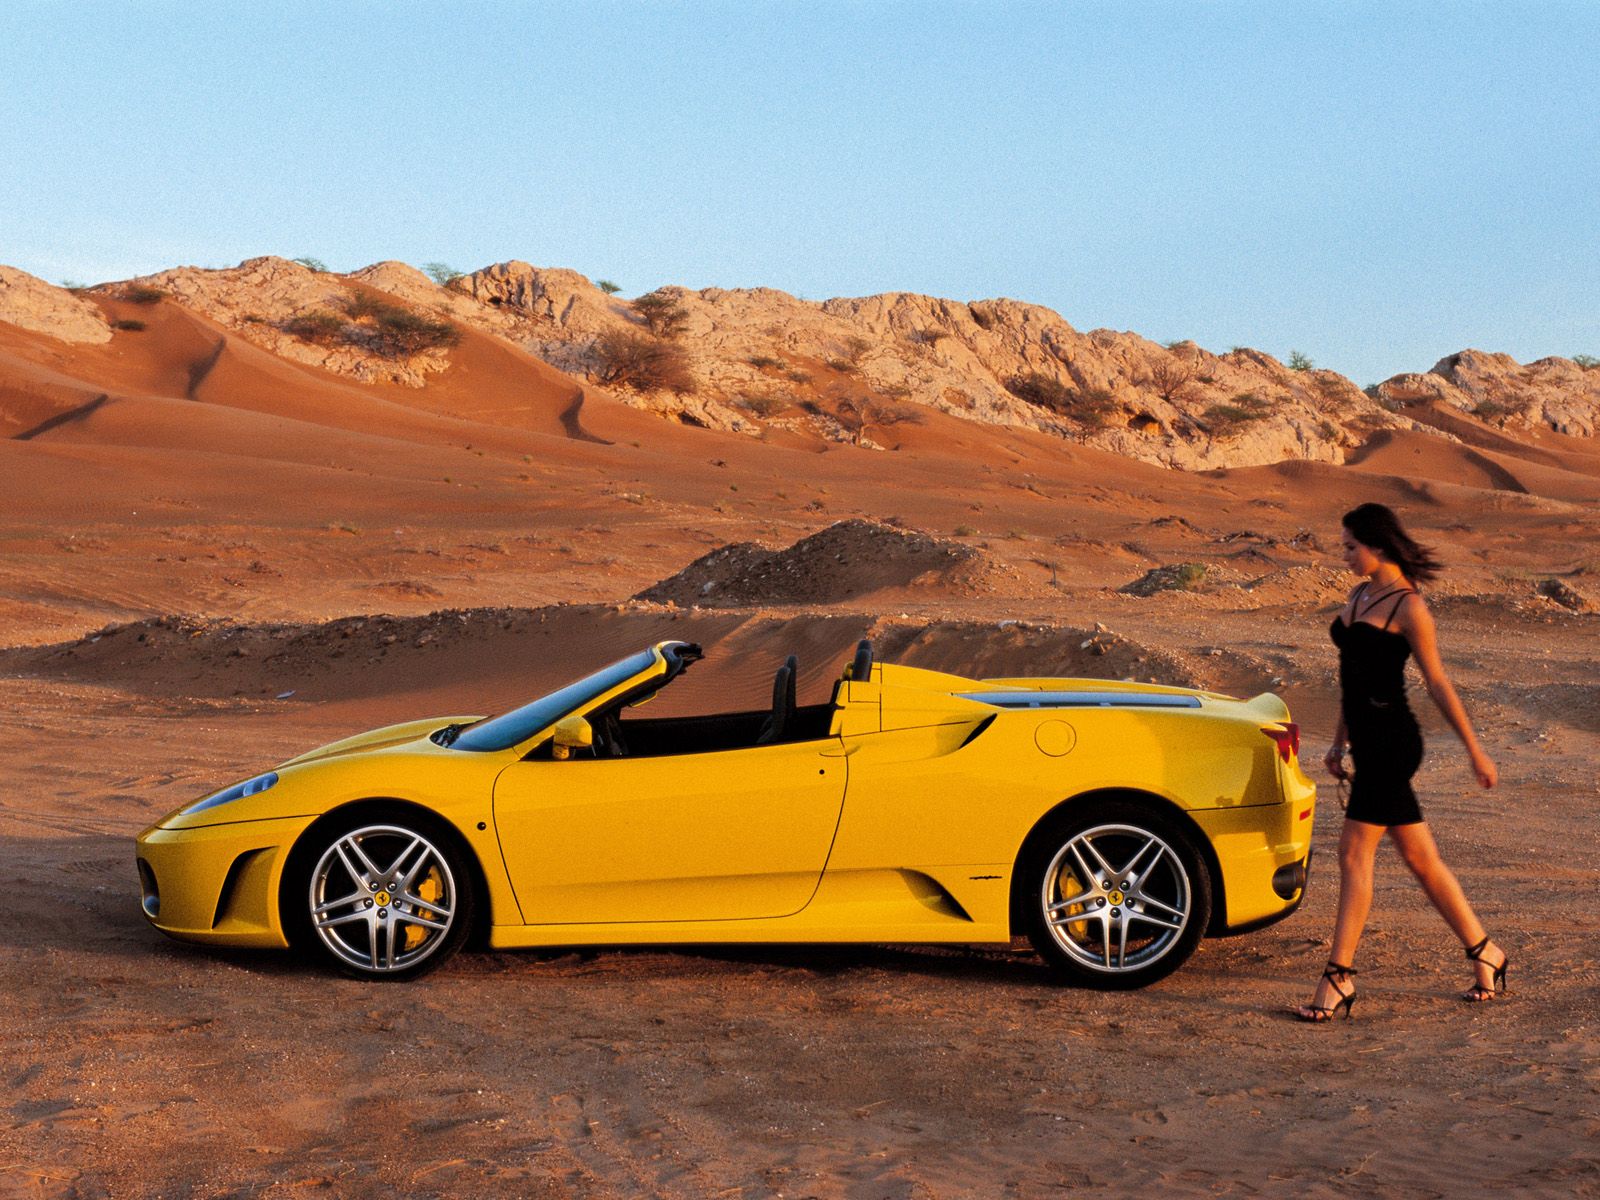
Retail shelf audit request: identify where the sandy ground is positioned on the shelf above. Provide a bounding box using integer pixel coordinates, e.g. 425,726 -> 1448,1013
2,305 -> 1599,1196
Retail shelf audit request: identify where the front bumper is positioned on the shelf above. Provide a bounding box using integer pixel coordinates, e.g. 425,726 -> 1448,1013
135,815 -> 314,948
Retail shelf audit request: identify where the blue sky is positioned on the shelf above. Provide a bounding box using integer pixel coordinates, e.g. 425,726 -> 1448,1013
1,1 -> 1594,384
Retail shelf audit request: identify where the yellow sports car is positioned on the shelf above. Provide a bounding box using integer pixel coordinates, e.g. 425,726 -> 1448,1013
136,639 -> 1315,987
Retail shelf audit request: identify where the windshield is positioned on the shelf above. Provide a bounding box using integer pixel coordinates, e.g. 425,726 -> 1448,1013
452,648 -> 659,752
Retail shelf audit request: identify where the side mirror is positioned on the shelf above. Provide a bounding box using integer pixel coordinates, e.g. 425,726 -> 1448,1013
551,715 -> 593,760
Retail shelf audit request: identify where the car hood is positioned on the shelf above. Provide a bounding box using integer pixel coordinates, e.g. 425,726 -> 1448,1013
277,715 -> 486,768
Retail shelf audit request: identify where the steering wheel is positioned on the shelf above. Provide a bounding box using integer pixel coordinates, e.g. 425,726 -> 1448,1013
758,655 -> 798,745
850,639 -> 873,681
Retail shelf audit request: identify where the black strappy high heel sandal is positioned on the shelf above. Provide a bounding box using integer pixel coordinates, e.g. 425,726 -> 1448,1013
1295,962 -> 1357,1022
1462,936 -> 1509,1002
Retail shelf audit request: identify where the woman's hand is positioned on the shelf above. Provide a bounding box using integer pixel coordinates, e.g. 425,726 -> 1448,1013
1470,747 -> 1498,789
1324,743 -> 1349,780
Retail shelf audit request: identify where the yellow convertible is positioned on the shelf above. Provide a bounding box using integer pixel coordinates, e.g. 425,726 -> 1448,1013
136,639 -> 1315,987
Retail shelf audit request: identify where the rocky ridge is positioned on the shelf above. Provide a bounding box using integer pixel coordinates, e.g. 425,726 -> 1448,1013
2,256 -> 1596,470
0,266 -> 110,344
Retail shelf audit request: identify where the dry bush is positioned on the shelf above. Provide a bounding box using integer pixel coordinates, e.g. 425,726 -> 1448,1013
739,394 -> 787,418
123,285 -> 167,304
633,291 -> 689,339
367,309 -> 461,357
592,330 -> 696,394
1146,357 -> 1196,402
340,293 -> 460,357
1006,373 -> 1117,426
282,310 -> 347,346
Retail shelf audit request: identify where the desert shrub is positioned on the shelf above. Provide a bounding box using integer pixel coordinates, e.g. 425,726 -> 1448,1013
591,330 -> 695,394
367,308 -> 461,357
292,256 -> 328,272
1574,354 -> 1599,369
913,328 -> 949,346
1007,373 -> 1116,426
1288,350 -> 1314,371
124,285 -> 166,304
1146,357 -> 1196,402
1006,372 -> 1074,410
112,318 -> 146,332
954,525 -> 977,537
422,262 -> 462,286
786,368 -> 812,384
344,291 -> 395,320
282,310 -> 348,346
747,354 -> 783,369
739,394 -> 787,418
633,291 -> 689,339
596,279 -> 621,295
60,279 -> 87,291
1472,398 -> 1514,420
841,335 -> 872,363
1204,392 -> 1273,432
824,357 -> 857,373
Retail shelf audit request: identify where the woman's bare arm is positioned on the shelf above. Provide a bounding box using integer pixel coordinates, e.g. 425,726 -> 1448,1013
1398,595 -> 1497,788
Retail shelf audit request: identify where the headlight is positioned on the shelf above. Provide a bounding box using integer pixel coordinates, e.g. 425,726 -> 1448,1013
182,771 -> 279,816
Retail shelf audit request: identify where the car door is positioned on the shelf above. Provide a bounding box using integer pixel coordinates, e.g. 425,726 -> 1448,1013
492,736 -> 848,924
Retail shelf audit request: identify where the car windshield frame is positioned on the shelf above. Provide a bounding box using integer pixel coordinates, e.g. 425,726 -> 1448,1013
450,648 -> 661,753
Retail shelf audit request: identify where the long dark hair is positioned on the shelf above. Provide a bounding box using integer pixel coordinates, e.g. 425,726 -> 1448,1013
1343,503 -> 1443,584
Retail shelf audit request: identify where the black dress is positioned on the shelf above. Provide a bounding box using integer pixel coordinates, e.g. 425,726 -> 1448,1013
1329,583 -> 1424,826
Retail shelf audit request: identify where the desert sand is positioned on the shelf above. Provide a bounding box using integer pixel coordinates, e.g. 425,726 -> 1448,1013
1,263 -> 1597,1197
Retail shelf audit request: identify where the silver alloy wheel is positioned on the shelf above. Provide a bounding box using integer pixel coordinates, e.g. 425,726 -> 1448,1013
1040,822 -> 1191,973
308,824 -> 458,974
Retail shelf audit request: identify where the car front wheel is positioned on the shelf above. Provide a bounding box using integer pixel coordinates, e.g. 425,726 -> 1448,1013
285,815 -> 473,980
1023,802 -> 1211,989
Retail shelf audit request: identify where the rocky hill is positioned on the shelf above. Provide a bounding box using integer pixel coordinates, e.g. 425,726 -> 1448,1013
2,257 -> 1595,470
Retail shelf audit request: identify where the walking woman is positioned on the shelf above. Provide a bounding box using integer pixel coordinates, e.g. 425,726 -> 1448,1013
1294,503 -> 1507,1021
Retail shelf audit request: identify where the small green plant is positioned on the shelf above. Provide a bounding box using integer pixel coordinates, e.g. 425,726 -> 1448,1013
1288,350 -> 1314,371
421,262 -> 462,286
124,284 -> 166,304
633,291 -> 689,339
596,279 -> 621,294
1574,354 -> 1599,369
112,318 -> 146,331
292,256 -> 328,272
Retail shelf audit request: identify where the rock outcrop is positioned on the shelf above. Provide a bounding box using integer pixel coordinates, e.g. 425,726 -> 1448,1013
93,257 -> 458,387
0,266 -> 111,344
1378,350 -> 1599,438
26,253 -> 1593,469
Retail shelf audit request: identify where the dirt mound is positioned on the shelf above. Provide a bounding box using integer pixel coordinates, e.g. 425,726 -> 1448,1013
634,520 -> 1026,606
1119,562 -> 1255,596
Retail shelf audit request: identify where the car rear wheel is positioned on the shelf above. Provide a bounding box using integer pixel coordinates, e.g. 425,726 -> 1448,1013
1023,802 -> 1211,989
285,814 -> 473,980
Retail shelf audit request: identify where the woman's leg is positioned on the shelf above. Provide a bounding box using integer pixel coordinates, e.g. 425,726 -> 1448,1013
1388,821 -> 1504,990
1298,819 -> 1385,1014
1387,822 -> 1485,943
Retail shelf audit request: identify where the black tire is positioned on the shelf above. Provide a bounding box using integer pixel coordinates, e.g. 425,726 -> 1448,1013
281,808 -> 475,981
1021,800 -> 1211,990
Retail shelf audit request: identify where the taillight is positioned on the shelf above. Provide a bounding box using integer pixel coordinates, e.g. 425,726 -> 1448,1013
1262,722 -> 1299,762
